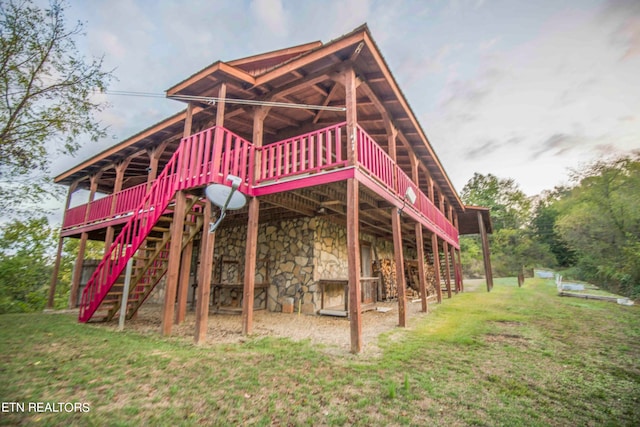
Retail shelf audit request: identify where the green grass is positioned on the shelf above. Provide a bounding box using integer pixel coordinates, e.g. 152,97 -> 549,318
1,277 -> 639,426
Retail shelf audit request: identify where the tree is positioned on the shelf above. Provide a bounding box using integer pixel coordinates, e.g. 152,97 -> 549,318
460,173 -> 555,277
554,153 -> 640,298
530,187 -> 576,267
0,216 -> 57,313
0,0 -> 112,213
0,215 -> 104,312
461,173 -> 531,230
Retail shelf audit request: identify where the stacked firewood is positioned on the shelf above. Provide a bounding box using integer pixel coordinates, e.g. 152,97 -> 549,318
372,259 -> 397,300
404,259 -> 438,298
373,259 -> 438,301
424,263 -> 437,297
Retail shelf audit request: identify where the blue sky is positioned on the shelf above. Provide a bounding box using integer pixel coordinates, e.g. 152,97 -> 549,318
53,0 -> 640,206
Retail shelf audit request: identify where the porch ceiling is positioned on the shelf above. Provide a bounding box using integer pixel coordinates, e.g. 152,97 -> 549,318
221,181 -> 436,251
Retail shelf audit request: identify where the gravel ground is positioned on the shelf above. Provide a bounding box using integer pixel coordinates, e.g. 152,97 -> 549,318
89,280 -> 484,356
117,298 -> 434,357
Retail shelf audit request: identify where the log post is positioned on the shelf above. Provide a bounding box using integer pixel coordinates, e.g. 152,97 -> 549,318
195,201 -> 214,344
344,67 -> 362,353
478,210 -> 494,291
347,178 -> 362,352
47,182 -> 78,309
242,105 -> 268,335
174,103 -> 196,324
443,239 -> 452,299
161,190 -> 187,336
415,224 -> 428,312
392,208 -> 407,326
175,238 -> 193,324
104,159 -> 131,252
409,151 -> 427,312
456,249 -> 464,292
146,140 -> 170,191
431,233 -> 443,303
69,174 -> 100,308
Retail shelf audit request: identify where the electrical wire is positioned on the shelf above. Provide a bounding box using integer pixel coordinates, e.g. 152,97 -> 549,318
101,90 -> 347,112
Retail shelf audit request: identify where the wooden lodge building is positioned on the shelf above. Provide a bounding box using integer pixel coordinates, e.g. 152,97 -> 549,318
48,25 -> 493,353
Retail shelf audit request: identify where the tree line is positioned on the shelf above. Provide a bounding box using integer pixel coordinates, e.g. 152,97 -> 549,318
460,152 -> 640,299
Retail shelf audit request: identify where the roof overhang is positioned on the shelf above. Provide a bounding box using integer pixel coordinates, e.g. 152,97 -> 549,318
458,206 -> 493,235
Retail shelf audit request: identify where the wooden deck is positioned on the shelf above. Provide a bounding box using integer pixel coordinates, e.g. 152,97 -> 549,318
61,123 -> 459,247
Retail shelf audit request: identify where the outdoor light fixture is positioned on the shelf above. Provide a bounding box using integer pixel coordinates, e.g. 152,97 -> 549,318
404,186 -> 417,205
204,175 -> 246,233
399,186 -> 417,216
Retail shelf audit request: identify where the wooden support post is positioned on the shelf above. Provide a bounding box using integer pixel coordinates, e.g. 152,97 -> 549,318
69,233 -> 88,308
195,202 -> 214,344
118,258 -> 134,331
347,178 -> 362,353
105,159 -> 131,252
345,68 -> 358,166
344,67 -> 362,353
392,208 -> 407,327
408,151 -> 427,311
69,175 -> 100,308
146,141 -> 170,190
450,243 -> 458,294
242,106 -> 267,335
431,233 -> 443,303
173,103 -> 196,325
47,182 -> 77,309
175,239 -> 193,324
478,211 -> 494,292
242,197 -> 259,335
161,190 -> 187,336
415,224 -> 428,313
456,249 -> 464,292
443,241 -> 452,298
47,237 -> 66,309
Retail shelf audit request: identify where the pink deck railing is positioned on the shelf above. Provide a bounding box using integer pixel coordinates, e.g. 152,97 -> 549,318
79,126 -> 252,322
357,125 -> 459,246
68,123 -> 458,244
256,122 -> 347,183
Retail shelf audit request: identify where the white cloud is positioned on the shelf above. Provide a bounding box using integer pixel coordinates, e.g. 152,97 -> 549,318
426,3 -> 640,194
250,0 -> 289,38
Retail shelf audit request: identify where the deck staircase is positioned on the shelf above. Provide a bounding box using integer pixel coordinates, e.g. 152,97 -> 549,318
88,197 -> 205,322
79,126 -> 252,323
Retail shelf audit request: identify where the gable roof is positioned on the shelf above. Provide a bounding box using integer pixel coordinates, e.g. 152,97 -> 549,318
56,24 -> 464,213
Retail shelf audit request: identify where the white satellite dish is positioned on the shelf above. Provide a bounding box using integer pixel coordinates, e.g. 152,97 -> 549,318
205,175 -> 247,233
205,184 -> 246,210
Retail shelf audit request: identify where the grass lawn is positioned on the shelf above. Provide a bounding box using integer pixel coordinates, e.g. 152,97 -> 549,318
1,277 -> 638,426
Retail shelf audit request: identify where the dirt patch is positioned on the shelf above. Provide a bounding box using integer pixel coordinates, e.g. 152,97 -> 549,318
484,333 -> 529,346
104,299 -> 435,357
491,320 -> 525,327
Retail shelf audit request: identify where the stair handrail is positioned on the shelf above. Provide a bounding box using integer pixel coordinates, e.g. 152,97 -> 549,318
78,141 -> 184,321
78,125 -> 254,322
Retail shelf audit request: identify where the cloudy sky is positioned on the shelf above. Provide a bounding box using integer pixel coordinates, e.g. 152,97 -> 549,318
53,0 -> 640,202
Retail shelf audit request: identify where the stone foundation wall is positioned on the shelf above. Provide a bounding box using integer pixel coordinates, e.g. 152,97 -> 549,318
139,216 -> 420,315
